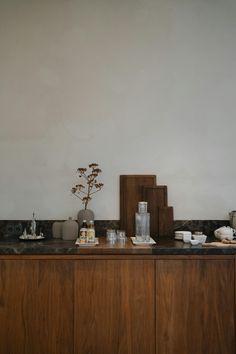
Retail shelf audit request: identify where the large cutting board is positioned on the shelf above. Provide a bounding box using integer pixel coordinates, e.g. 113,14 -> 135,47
120,175 -> 156,237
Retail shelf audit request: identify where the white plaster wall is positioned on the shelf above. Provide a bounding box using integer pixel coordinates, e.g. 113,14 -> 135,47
0,0 -> 236,220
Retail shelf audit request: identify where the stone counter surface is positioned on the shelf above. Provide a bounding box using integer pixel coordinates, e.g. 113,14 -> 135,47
0,236 -> 236,255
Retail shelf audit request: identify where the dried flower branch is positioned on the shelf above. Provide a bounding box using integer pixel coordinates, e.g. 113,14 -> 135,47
71,163 -> 104,209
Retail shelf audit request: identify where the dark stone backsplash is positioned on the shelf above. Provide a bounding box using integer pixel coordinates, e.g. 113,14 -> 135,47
0,219 -> 230,240
174,220 -> 230,236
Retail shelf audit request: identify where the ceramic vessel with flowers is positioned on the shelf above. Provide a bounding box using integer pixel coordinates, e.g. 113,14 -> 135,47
71,163 -> 104,226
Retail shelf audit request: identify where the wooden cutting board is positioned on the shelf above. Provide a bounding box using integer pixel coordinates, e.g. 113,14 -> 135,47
142,186 -> 168,237
120,175 -> 156,237
158,206 -> 174,237
203,241 -> 236,247
143,186 -> 168,207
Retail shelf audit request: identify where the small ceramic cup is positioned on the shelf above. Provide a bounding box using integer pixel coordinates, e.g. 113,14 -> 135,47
193,234 -> 207,244
182,232 -> 192,243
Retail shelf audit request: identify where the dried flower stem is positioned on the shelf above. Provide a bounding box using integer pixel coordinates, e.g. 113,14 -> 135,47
71,163 -> 104,210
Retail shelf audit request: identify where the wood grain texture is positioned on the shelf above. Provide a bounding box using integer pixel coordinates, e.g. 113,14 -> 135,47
143,185 -> 167,207
143,186 -> 167,237
34,260 -> 74,354
120,175 -> 156,237
74,260 -> 155,354
0,260 -> 38,354
0,260 -> 74,354
156,259 -> 235,354
0,256 -> 235,354
158,206 -> 174,237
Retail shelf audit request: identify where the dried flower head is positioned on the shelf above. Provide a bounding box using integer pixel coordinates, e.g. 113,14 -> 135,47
71,163 -> 104,209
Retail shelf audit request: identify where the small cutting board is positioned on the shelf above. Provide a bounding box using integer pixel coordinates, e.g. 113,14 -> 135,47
203,242 -> 236,248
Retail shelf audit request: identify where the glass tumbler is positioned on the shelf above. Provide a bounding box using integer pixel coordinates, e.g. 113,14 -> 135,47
116,230 -> 126,242
106,229 -> 117,242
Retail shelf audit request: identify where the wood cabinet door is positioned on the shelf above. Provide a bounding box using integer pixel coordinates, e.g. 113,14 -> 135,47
0,260 -> 38,354
34,260 -> 74,354
156,259 -> 235,354
0,260 -> 74,354
74,260 -> 155,354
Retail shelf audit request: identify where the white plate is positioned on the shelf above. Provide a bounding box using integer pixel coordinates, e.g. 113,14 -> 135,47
131,237 -> 156,245
75,237 -> 99,247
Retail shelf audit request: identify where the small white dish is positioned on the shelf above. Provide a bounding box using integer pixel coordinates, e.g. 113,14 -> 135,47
131,237 -> 156,245
190,239 -> 200,246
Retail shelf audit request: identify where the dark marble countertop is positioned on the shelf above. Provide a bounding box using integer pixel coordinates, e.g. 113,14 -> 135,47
152,238 -> 236,255
0,236 -> 235,256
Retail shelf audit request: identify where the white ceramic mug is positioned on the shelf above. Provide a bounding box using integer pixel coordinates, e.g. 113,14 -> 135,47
183,232 -> 192,243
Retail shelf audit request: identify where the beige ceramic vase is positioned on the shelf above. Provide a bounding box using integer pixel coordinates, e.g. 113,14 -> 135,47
52,221 -> 63,239
62,217 -> 79,241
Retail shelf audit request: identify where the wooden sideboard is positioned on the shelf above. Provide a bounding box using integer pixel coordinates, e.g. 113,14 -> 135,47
0,255 -> 235,354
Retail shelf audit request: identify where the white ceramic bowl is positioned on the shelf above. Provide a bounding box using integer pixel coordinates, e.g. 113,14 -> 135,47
193,234 -> 207,244
190,239 -> 200,245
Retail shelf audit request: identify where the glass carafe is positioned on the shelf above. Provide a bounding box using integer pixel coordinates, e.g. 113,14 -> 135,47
135,202 -> 150,242
229,211 -> 236,230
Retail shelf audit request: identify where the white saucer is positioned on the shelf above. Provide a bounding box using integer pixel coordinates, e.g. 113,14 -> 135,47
131,237 -> 156,245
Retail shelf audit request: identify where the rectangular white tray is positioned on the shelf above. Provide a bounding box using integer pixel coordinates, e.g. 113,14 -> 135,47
75,237 -> 99,247
131,237 -> 156,245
